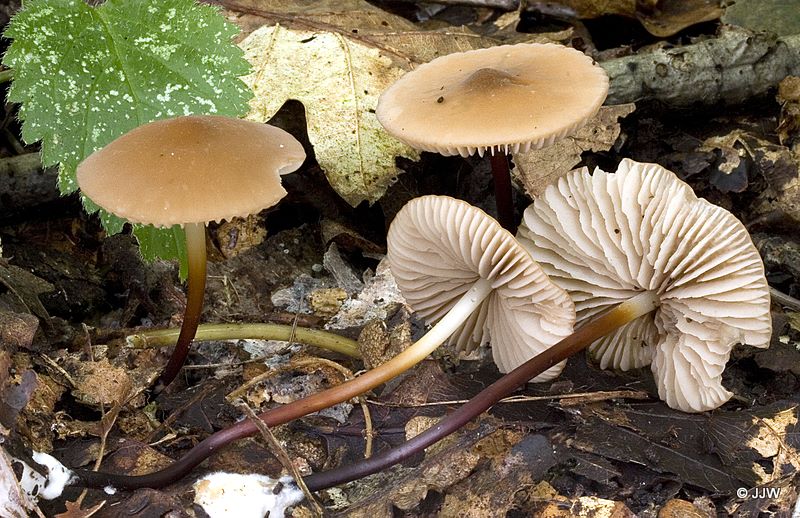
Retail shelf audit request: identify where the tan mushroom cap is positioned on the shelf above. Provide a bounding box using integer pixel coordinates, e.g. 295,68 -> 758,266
376,43 -> 609,158
77,115 -> 306,227
387,195 -> 575,378
517,159 -> 772,412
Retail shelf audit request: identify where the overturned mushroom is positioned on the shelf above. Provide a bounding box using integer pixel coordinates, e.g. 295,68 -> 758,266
300,159 -> 772,491
376,43 -> 608,230
77,115 -> 305,393
517,158 -> 772,412
388,195 -> 575,376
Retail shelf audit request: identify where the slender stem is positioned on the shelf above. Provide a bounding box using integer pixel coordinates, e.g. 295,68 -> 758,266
73,279 -> 495,489
128,323 -> 362,359
303,291 -> 659,491
152,223 -> 208,395
489,153 -> 515,231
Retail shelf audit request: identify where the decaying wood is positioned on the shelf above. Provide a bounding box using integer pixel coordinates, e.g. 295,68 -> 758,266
603,28 -> 800,107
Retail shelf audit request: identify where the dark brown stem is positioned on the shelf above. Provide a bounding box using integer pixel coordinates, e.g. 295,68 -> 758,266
73,292 -> 657,491
152,222 -> 207,395
303,292 -> 658,490
489,153 -> 515,231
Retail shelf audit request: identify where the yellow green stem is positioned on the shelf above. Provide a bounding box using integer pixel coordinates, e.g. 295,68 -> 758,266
128,322 -> 361,359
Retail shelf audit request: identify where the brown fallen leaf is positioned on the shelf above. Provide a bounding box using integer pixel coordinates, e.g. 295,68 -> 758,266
62,357 -> 133,409
706,404 -> 800,486
530,0 -> 723,37
0,260 -> 52,319
211,214 -> 267,260
777,76 -> 800,150
0,312 -> 38,349
440,434 -> 556,517
512,103 -> 636,198
566,402 -> 741,493
54,500 -> 105,518
337,419 -> 499,516
658,498 -> 710,518
698,132 -> 752,193
635,0 -> 724,38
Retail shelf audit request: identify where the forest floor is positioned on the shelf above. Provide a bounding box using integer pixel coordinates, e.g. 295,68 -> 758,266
2,1 -> 800,517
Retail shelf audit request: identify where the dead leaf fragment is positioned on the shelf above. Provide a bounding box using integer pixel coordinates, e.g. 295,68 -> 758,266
512,103 -> 635,198
342,420 -> 498,516
0,312 -> 38,349
636,0 -> 724,38
64,358 -> 133,408
213,215 -> 267,259
441,434 -> 557,518
778,76 -> 800,149
528,0 -> 722,36
698,132 -> 751,193
54,499 -> 105,518
242,23 -> 418,207
658,498 -> 709,518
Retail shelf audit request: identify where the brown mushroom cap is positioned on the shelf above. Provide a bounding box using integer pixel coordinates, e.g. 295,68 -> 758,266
387,195 -> 575,377
517,159 -> 772,412
77,115 -> 306,227
376,43 -> 609,158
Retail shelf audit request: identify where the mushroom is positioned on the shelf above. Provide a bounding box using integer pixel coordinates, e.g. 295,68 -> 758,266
77,115 -> 305,393
387,194 -> 575,377
376,43 -> 608,230
298,159 -> 773,491
71,194 -> 575,490
516,158 -> 772,412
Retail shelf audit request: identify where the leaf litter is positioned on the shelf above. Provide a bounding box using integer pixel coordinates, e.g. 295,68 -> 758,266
1,0 -> 800,516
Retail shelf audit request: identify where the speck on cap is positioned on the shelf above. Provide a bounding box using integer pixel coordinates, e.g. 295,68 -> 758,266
387,195 -> 575,377
77,115 -> 306,227
517,159 -> 772,412
376,43 -> 609,158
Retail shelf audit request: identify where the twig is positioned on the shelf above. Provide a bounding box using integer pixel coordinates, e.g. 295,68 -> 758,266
366,389 -> 650,408
771,287 -> 800,312
238,402 -> 323,517
603,28 -> 800,107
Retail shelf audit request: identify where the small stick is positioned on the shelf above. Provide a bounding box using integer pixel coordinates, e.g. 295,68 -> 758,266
239,403 -> 323,517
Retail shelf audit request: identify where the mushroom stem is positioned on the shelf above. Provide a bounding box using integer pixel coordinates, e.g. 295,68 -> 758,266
127,323 -> 362,359
489,153 -> 515,231
72,278 -> 495,490
152,222 -> 208,395
303,290 -> 659,491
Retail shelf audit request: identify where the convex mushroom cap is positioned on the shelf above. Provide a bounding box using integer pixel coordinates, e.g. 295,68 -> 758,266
77,115 -> 306,227
376,43 -> 609,158
517,159 -> 772,412
387,195 -> 575,378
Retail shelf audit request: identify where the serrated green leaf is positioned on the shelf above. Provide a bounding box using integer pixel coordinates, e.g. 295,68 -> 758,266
3,0 -> 252,277
133,224 -> 190,280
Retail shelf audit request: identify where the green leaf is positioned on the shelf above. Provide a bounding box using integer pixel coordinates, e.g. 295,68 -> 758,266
133,224 -> 190,280
3,0 -> 252,277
